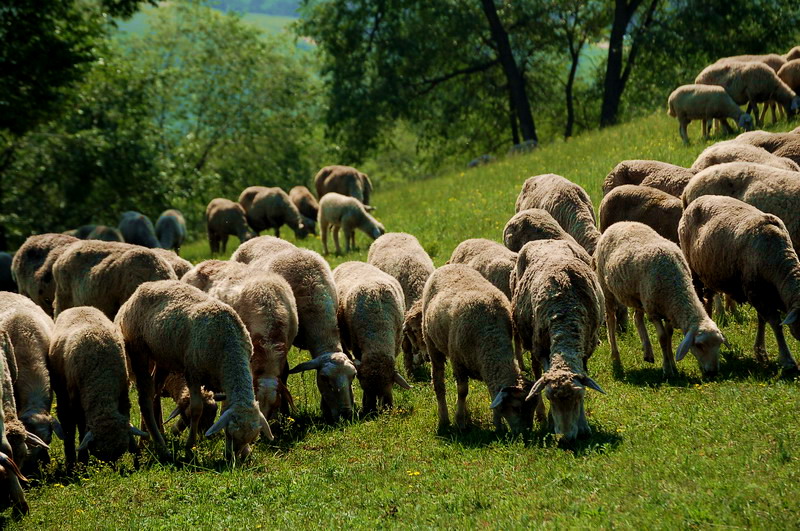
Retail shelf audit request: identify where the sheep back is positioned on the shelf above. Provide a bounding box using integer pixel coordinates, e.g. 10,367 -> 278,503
11,233 -> 79,316
314,165 -> 373,207
155,209 -> 187,252
691,141 -> 800,172
238,186 -> 307,238
118,211 -> 160,248
599,185 -> 682,243
448,239 -> 517,300
367,232 -> 434,311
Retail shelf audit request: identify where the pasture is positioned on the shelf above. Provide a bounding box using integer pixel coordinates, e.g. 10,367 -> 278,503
10,111 -> 800,528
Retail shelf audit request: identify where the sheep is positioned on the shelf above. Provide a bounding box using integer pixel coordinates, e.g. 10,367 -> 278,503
787,46 -> 800,62
514,173 -> 600,255
503,209 -> 582,253
11,233 -> 79,316
0,253 -> 16,293
0,292 -> 55,470
52,240 -> 177,319
366,233 -> 434,377
244,246 -> 358,422
67,225 -> 124,241
115,280 -> 271,458
160,373 -> 218,437
1,346 -> 34,474
667,84 -> 754,144
333,262 -> 410,414
48,307 -> 147,465
716,55 -> 788,123
734,131 -> 800,165
155,209 -> 187,254
238,186 -> 309,240
229,235 -> 295,265
318,192 -> 385,255
448,239 -> 517,300
182,259 -> 298,427
151,248 -> 192,279
602,160 -> 695,198
682,162 -> 800,251
599,185 -> 682,244
695,61 -> 800,125
595,222 -> 725,377
690,141 -> 800,172
289,186 -> 319,234
422,264 -> 533,434
777,59 -> 800,93
314,165 -> 374,210
679,195 -> 800,373
0,332 -> 29,516
118,211 -> 161,248
205,198 -> 256,255
511,239 -> 605,442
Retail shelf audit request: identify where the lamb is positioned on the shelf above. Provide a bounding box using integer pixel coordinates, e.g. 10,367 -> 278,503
448,239 -> 517,300
52,240 -> 177,319
667,84 -> 754,144
690,141 -> 800,172
422,264 -> 533,434
318,192 -> 385,255
511,239 -> 605,442
514,173 -> 600,255
229,235 -> 295,265
678,195 -> 800,373
599,185 -> 682,244
48,307 -> 147,465
503,209 -> 583,253
205,198 -> 255,255
151,248 -> 192,279
366,233 -> 435,377
682,162 -> 800,250
182,259 -> 298,426
333,262 -> 410,414
0,292 -> 55,470
734,131 -> 800,165
602,160 -> 695,198
118,211 -> 161,248
242,246 -> 358,422
115,280 -> 270,458
595,222 -> 725,377
289,186 -> 319,234
155,209 -> 187,254
314,165 -> 374,210
11,233 -> 78,316
0,332 -> 29,516
0,253 -> 16,293
238,186 -> 309,240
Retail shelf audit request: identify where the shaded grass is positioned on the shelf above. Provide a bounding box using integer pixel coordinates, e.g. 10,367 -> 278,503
10,111 -> 800,527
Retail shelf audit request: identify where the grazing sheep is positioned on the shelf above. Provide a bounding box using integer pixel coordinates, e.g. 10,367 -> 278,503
151,248 -> 192,279
49,307 -> 147,465
422,264 -> 533,434
118,211 -> 161,248
599,185 -> 682,244
238,186 -> 309,240
366,233 -> 435,376
205,198 -> 255,255
786,46 -> 800,62
690,141 -> 800,172
11,233 -> 79,316
115,280 -> 270,458
229,235 -> 295,265
734,131 -> 800,165
448,239 -> 517,300
86,226 -> 124,242
183,259 -> 298,426
0,253 -> 16,293
0,292 -> 55,470
318,192 -> 385,255
602,160 -> 695,198
0,332 -> 29,516
682,162 -> 800,250
1,347 -> 34,474
289,186 -> 319,234
160,373 -> 218,436
595,222 -> 725,377
514,174 -> 600,255
679,196 -> 800,372
155,209 -> 187,254
511,239 -> 605,442
777,59 -> 800,93
245,247 -> 357,422
667,84 -> 754,144
314,165 -> 374,210
717,54 -> 787,73
503,209 -> 582,253
333,262 -> 410,414
52,240 -> 177,319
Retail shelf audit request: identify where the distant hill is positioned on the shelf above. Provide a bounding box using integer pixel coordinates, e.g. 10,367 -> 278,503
214,0 -> 300,16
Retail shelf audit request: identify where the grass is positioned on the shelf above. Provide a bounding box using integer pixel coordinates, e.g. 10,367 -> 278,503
9,111 -> 800,528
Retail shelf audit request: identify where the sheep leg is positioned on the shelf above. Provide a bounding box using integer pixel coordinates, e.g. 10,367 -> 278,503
634,309 -> 654,363
453,368 -> 469,430
332,226 -> 342,255
429,345 -> 449,431
343,227 -> 353,254
362,387 -> 377,416
129,346 -> 167,450
652,319 -> 677,377
754,314 -> 769,364
54,386 -> 77,466
76,414 -> 89,464
605,298 -> 622,368
208,231 -> 218,255
530,357 -> 546,424
679,120 -> 690,145
513,333 -> 526,372
768,319 -> 799,371
719,119 -> 734,135
185,384 -> 205,452
220,234 -> 229,255
320,221 -> 329,255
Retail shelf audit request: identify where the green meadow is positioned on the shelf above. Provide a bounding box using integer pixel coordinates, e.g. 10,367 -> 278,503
10,111 -> 800,528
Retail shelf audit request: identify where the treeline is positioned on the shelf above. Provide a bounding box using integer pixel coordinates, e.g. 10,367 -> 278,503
215,0 -> 299,16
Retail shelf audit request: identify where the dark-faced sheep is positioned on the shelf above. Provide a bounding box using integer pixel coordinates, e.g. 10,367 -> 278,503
238,186 -> 309,240
423,264 -> 533,434
289,186 -> 319,234
49,307 -> 147,465
602,160 -> 695,198
318,193 -> 385,255
118,211 -> 161,248
11,233 -> 79,316
115,280 -> 270,459
155,209 -> 187,254
314,165 -> 374,210
599,185 -> 682,244
679,196 -> 800,373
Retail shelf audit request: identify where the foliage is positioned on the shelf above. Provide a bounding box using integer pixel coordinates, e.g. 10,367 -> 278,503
215,0 -> 300,16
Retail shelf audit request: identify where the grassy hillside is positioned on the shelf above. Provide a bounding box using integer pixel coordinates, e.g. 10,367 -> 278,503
10,111 -> 800,528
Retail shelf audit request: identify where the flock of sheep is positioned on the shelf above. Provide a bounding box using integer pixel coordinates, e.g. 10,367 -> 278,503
668,46 -> 800,143
1,121 -> 800,516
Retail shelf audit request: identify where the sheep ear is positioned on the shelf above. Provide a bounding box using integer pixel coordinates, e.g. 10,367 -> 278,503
782,308 -> 799,326
489,390 -> 507,409
393,372 -> 411,390
51,418 -> 64,440
129,425 -> 149,438
258,411 -> 274,441
578,375 -> 606,394
675,327 -> 698,362
25,432 -> 49,449
0,453 -> 27,483
77,431 -> 94,452
288,355 -> 328,374
204,408 -> 234,437
525,377 -> 546,401
164,406 -> 181,424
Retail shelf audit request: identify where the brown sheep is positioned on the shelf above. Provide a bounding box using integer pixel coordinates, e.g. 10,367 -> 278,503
205,198 -> 256,255
289,186 -> 319,234
238,186 -> 309,240
314,165 -> 374,210
599,185 -> 682,244
11,233 -> 79,316
602,160 -> 695,198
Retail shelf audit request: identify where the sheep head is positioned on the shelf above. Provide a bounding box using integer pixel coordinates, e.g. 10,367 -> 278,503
205,401 -> 271,461
783,307 -> 800,341
489,383 -> 534,434
77,416 -> 147,463
19,411 -> 54,469
737,113 -> 754,131
0,452 -> 28,515
293,222 -> 310,240
675,323 -> 725,377
289,352 -> 357,422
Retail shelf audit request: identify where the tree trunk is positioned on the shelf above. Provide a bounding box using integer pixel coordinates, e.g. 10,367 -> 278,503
508,86 -> 520,145
480,0 -> 538,144
564,44 -> 582,139
600,0 -> 638,128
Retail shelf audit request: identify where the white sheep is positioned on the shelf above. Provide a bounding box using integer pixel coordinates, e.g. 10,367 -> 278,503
448,238 -> 517,300
734,130 -> 800,165
318,192 -> 385,255
503,209 -> 582,253
602,160 -> 695,198
667,84 -> 754,144
690,141 -> 800,172
11,233 -> 79,316
599,185 -> 682,244
0,331 -> 29,516
229,235 -> 296,265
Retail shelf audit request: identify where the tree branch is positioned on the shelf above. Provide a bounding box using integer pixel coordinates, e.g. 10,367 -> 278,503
413,60 -> 499,97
